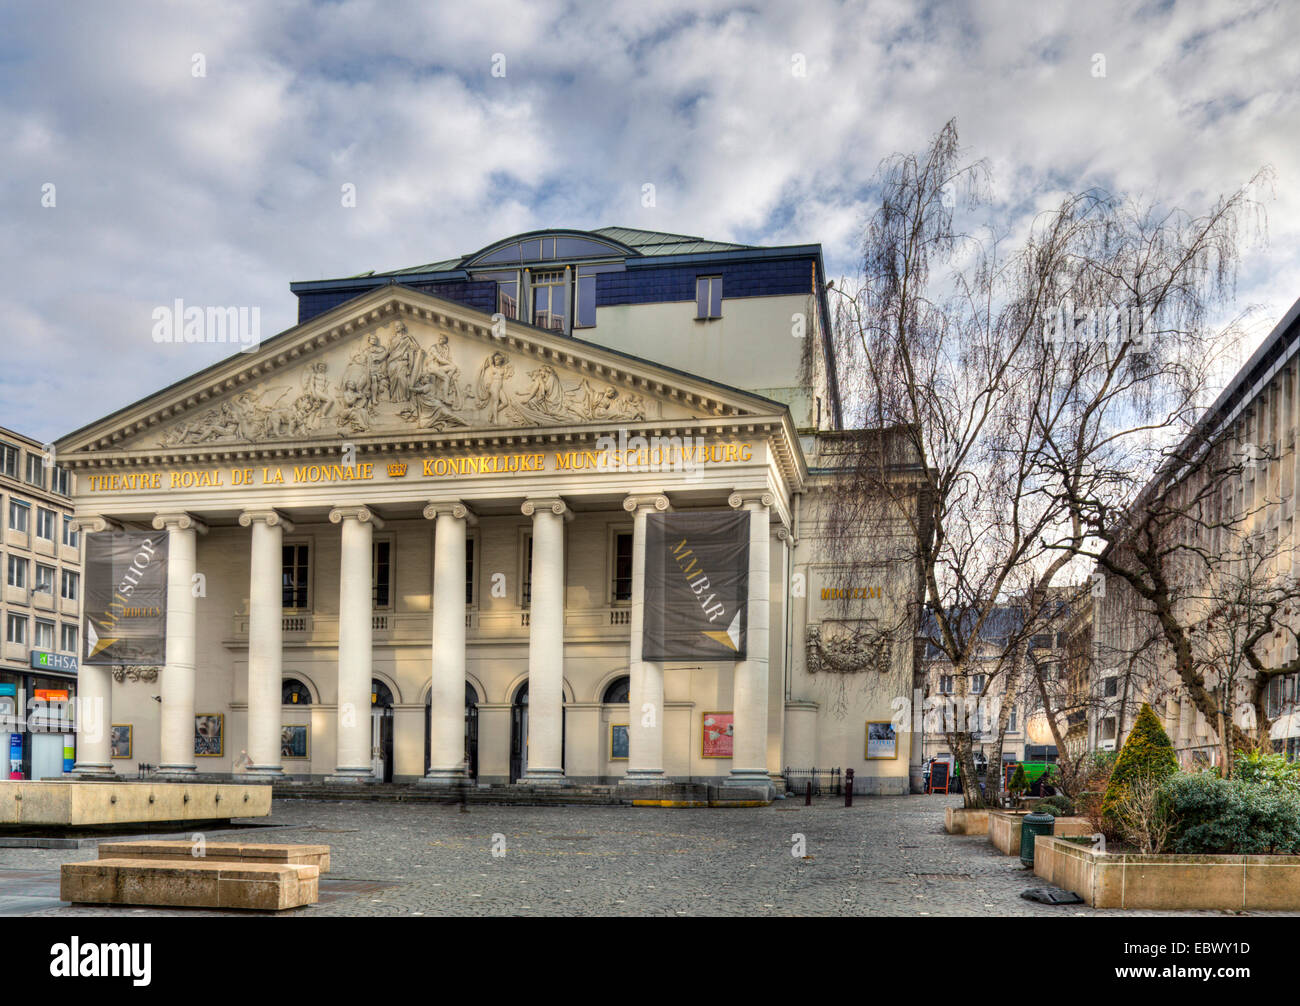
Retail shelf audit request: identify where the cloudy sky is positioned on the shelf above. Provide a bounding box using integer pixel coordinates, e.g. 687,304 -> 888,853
3,0 -> 1298,443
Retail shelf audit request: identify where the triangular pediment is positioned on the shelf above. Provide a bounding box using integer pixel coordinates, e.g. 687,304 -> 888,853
59,286 -> 787,459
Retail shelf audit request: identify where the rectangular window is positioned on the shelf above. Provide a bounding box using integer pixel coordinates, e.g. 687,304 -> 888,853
0,442 -> 17,478
60,569 -> 79,601
575,269 -> 598,328
1103,677 -> 1119,698
60,622 -> 78,653
6,613 -> 26,645
35,507 -> 55,540
372,539 -> 391,608
938,674 -> 954,694
612,531 -> 633,602
51,466 -> 70,496
695,276 -> 722,319
1008,708 -> 1018,732
282,544 -> 309,609
62,516 -> 78,547
531,270 -> 568,331
34,563 -> 54,594
34,618 -> 54,650
8,555 -> 27,589
971,674 -> 985,694
9,499 -> 29,533
465,537 -> 476,606
1100,717 -> 1117,741
24,453 -> 43,488
522,535 -> 533,606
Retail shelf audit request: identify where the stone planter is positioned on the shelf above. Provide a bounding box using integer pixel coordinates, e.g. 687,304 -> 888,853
987,811 -> 1092,856
944,806 -> 990,835
1034,835 -> 1300,910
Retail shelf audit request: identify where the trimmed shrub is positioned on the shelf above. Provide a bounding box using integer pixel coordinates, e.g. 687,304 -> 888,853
1101,703 -> 1178,823
1235,750 -> 1300,793
1009,765 -> 1028,793
1035,794 -> 1076,818
1160,773 -> 1300,855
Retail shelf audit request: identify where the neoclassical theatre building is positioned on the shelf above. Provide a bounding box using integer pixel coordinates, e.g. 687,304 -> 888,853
56,227 -> 919,795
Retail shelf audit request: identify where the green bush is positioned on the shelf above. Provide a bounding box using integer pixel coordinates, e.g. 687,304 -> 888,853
1160,773 -> 1300,855
1101,703 -> 1179,823
1009,765 -> 1028,793
1035,794 -> 1076,817
1234,750 -> 1300,792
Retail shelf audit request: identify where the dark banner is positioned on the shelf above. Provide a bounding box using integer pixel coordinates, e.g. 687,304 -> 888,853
642,511 -> 748,661
83,530 -> 168,665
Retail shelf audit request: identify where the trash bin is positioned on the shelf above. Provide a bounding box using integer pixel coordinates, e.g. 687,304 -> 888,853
1020,811 -> 1055,868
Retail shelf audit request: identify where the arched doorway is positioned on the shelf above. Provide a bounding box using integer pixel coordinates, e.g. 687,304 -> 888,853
371,680 -> 394,782
509,684 -> 528,784
510,682 -> 564,783
424,682 -> 479,779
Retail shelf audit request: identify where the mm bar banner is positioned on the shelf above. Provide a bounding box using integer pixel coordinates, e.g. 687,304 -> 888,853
642,510 -> 748,661
83,531 -> 169,665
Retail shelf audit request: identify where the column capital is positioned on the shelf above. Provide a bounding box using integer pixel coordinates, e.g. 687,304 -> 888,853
151,512 -> 209,534
423,500 -> 477,525
773,524 -> 792,543
623,493 -> 671,514
238,508 -> 295,532
728,490 -> 774,510
328,505 -> 385,529
522,497 -> 574,522
68,514 -> 122,534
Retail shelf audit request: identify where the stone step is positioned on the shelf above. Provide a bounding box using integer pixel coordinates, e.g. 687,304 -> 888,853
98,841 -> 330,872
62,858 -> 319,911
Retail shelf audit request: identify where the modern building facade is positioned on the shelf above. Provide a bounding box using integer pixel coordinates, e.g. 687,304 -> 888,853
1090,295 -> 1300,765
0,427 -> 81,779
55,227 -> 920,795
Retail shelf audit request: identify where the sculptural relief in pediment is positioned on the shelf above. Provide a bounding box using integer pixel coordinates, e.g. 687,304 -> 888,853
149,318 -> 694,449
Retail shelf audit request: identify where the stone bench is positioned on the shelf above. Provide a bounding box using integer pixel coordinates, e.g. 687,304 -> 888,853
98,841 -> 330,872
62,858 -> 319,911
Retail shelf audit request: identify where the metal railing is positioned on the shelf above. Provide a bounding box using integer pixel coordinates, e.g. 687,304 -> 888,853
783,767 -> 842,796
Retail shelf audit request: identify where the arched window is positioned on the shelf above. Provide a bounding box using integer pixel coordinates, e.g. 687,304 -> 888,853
371,680 -> 394,708
602,676 -> 630,704
282,679 -> 312,705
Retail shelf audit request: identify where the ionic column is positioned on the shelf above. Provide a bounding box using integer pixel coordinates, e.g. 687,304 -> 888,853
328,505 -> 384,782
621,493 -> 670,785
725,491 -> 773,795
69,515 -> 120,778
239,508 -> 294,777
420,500 -> 476,786
520,497 -> 571,784
152,512 -> 208,777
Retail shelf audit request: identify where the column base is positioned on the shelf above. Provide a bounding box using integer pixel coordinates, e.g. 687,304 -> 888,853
69,763 -> 116,779
723,770 -> 776,799
415,770 -> 468,788
618,770 -> 669,786
327,768 -> 377,784
156,765 -> 198,780
244,766 -> 284,779
517,769 -> 567,786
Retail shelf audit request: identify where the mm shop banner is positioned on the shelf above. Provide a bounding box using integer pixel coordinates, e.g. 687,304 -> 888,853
83,531 -> 169,665
643,511 -> 748,661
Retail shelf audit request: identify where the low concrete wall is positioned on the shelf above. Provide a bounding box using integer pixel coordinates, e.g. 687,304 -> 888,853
988,812 -> 1092,856
1035,836 -> 1300,910
944,807 -> 989,835
0,781 -> 272,827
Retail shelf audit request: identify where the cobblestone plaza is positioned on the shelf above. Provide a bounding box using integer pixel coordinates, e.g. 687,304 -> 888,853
0,795 -> 1283,917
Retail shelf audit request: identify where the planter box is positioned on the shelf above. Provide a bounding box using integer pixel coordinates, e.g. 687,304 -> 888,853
1034,836 -> 1300,910
944,807 -> 989,835
987,811 -> 1092,856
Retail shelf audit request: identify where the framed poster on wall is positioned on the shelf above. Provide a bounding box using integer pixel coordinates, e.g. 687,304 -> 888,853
194,714 -> 224,757
701,712 -> 734,758
281,724 -> 310,759
866,721 -> 898,760
110,724 -> 132,759
609,723 -> 629,761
